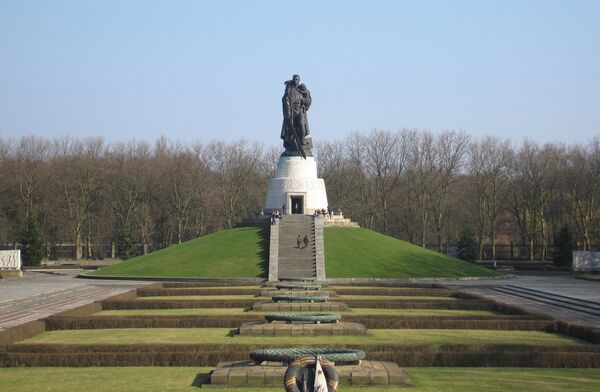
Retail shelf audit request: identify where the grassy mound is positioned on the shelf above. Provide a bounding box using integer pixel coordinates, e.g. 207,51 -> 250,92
89,227 -> 267,278
325,227 -> 500,278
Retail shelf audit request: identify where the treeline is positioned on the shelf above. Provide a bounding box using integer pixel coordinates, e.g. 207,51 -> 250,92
0,136 -> 276,260
319,130 -> 600,259
0,131 -> 598,262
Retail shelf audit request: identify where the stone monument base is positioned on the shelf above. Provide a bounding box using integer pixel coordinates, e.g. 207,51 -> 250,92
0,270 -> 23,278
264,156 -> 328,215
253,301 -> 349,312
238,321 -> 368,336
206,360 -> 414,388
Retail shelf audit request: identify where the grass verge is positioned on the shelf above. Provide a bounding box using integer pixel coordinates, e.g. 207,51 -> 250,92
0,367 -> 599,392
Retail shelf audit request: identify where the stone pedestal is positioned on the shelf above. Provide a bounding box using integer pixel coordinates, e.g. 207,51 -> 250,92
207,360 -> 414,387
264,156 -> 328,215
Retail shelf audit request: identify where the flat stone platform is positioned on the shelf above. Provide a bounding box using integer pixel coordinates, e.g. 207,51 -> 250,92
238,321 -> 368,336
259,289 -> 337,297
207,360 -> 414,387
253,301 -> 349,312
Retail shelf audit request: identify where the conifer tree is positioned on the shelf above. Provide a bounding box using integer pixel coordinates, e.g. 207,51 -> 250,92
21,210 -> 45,266
554,225 -> 575,267
456,221 -> 478,263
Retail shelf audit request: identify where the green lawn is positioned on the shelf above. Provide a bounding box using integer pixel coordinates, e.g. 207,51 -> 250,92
325,227 -> 501,278
89,227 -> 267,278
1,368 -> 599,392
93,308 -> 498,317
18,328 -> 582,346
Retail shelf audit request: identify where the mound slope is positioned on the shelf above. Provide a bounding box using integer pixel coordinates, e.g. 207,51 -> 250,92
325,227 -> 500,278
89,226 -> 267,278
90,225 -> 498,279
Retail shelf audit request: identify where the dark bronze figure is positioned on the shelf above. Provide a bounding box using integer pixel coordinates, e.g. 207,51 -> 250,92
281,74 -> 313,158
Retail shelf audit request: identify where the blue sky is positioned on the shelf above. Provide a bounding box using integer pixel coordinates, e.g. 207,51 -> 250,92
0,0 -> 599,147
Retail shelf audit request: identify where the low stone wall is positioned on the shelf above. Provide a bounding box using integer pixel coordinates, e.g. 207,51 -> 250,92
238,321 -> 368,336
207,360 -> 413,387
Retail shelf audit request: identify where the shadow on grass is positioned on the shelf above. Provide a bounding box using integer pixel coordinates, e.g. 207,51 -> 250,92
226,329 -> 238,337
191,372 -> 211,387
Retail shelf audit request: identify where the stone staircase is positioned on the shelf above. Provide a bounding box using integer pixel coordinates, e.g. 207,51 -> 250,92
276,215 -> 317,279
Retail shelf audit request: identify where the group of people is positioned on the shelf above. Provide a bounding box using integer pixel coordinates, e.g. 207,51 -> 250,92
313,206 -> 341,219
270,209 -> 281,225
296,234 -> 310,249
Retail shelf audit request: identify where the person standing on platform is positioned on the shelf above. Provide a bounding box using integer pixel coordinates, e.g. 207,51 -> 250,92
297,235 -> 302,248
303,234 -> 309,249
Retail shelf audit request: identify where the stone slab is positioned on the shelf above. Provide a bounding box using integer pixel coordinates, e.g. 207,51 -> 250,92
252,301 -> 349,312
206,360 -> 414,387
238,321 -> 368,336
573,251 -> 600,272
0,250 -> 21,270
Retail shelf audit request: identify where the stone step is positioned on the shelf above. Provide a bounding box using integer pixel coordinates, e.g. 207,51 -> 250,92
276,215 -> 317,280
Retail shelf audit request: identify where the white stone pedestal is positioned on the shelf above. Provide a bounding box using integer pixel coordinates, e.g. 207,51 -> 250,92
264,156 -> 328,214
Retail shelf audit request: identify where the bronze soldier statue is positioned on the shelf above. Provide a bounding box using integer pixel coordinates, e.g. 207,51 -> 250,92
281,74 -> 312,158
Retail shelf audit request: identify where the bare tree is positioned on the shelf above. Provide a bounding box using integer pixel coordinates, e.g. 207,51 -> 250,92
406,130 -> 434,247
466,136 -> 512,262
14,136 -> 51,217
207,141 -> 263,228
428,131 -> 470,252
565,139 -> 600,250
346,133 -> 377,228
108,141 -> 151,256
363,130 -> 408,234
51,137 -> 105,259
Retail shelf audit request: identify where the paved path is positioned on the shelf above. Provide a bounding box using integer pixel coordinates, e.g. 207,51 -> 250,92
444,272 -> 600,328
0,270 -> 150,330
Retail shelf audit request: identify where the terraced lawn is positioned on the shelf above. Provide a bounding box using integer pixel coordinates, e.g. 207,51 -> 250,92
93,308 -> 500,317
18,328 -> 583,346
1,367 -> 599,392
136,294 -> 458,301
